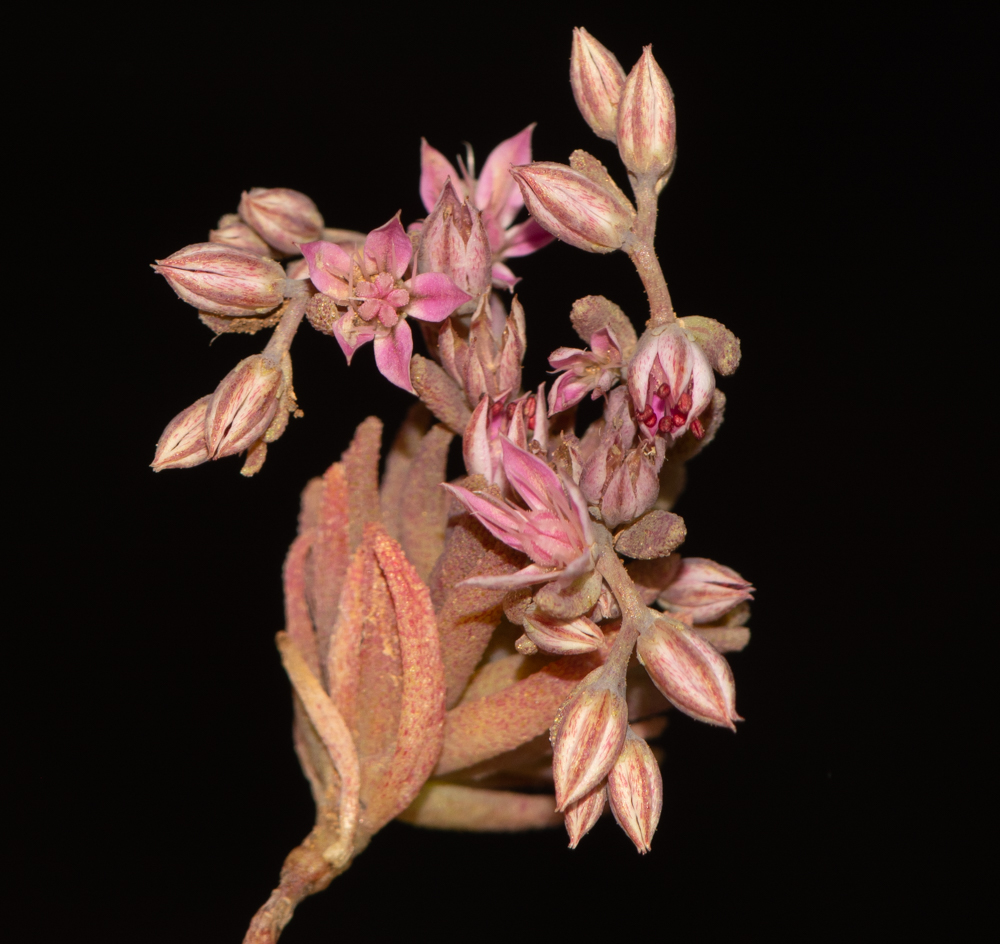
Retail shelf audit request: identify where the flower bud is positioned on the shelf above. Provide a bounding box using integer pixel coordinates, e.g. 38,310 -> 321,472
209,213 -> 274,256
152,243 -> 285,316
616,46 -> 676,180
636,615 -> 742,730
151,395 -> 210,471
510,162 -> 634,254
552,676 -> 628,809
607,728 -> 662,853
523,610 -> 604,655
564,784 -> 607,848
658,558 -> 755,623
238,187 -> 324,255
570,27 -> 626,141
204,355 -> 283,459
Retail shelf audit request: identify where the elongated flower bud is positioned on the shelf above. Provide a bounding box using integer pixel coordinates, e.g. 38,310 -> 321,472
570,27 -> 626,141
511,162 -> 634,253
607,728 -> 662,853
658,557 -> 754,623
205,355 -> 283,459
564,784 -> 607,848
523,610 -> 604,655
552,676 -> 628,809
151,395 -> 210,471
616,46 -> 676,179
238,187 -> 324,255
636,615 -> 742,730
152,243 -> 285,316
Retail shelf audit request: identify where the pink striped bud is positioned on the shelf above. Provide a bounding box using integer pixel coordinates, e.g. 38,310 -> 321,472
570,27 -> 626,142
209,214 -> 274,257
552,673 -> 628,809
152,243 -> 285,317
636,615 -> 742,730
564,784 -> 607,848
616,46 -> 676,180
238,187 -> 324,255
151,395 -> 210,471
510,162 -> 634,254
607,728 -> 662,853
204,355 -> 283,459
523,610 -> 604,655
658,557 -> 755,623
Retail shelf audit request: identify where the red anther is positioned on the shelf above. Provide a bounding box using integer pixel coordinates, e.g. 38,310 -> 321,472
524,396 -> 537,418
676,390 -> 693,414
655,382 -> 671,400
642,411 -> 658,428
636,405 -> 654,425
490,401 -> 505,419
671,409 -> 687,428
505,402 -> 517,420
690,417 -> 705,439
658,416 -> 671,434
527,416 -> 536,431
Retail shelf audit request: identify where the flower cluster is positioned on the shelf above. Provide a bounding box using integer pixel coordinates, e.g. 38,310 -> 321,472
149,28 -> 753,943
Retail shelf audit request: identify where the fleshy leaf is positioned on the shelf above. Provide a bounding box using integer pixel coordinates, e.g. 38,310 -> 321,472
398,424 -> 454,583
410,354 -> 472,433
380,404 -> 433,541
614,510 -> 687,559
398,782 -> 560,831
570,294 -> 637,359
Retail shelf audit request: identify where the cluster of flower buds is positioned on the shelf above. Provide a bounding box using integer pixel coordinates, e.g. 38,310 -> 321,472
148,28 -> 754,940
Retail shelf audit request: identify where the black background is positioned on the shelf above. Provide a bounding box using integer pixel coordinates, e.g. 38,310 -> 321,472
11,5 -> 986,940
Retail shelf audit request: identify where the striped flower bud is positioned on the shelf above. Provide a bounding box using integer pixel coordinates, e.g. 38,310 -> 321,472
636,614 -> 742,730
151,395 -> 210,471
552,673 -> 628,809
523,610 -> 605,655
564,783 -> 607,848
616,46 -> 676,180
204,355 -> 284,459
510,162 -> 635,253
607,728 -> 662,853
209,214 -> 274,256
570,27 -> 626,142
152,243 -> 285,317
238,187 -> 324,255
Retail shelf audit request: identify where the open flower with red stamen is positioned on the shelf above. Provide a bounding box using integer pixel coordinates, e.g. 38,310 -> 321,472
420,125 -> 554,290
444,437 -> 596,590
627,323 -> 714,441
301,215 -> 471,391
462,384 -> 546,490
547,326 -> 624,414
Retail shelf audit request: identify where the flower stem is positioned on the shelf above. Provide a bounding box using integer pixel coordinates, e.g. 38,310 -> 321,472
625,174 -> 675,328
262,295 -> 308,367
596,545 -> 654,677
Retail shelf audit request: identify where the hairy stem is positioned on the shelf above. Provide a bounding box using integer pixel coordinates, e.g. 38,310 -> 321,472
625,174 -> 675,328
596,545 -> 655,677
262,295 -> 308,367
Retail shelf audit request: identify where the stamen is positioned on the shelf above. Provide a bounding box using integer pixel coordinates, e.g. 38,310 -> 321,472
658,416 -> 671,434
636,405 -> 655,426
527,416 -> 536,431
690,417 -> 705,439
524,396 -> 537,418
490,401 -> 505,419
656,382 -> 671,399
677,390 -> 693,414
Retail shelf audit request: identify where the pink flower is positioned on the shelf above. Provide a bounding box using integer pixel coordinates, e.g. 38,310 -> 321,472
657,558 -> 754,623
420,125 -> 554,290
444,437 -> 596,591
301,215 -> 470,391
627,323 -> 715,441
462,384 -> 547,490
547,327 -> 624,413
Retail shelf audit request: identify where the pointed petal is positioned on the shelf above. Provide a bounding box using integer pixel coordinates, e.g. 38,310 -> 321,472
365,214 -> 413,279
420,139 -> 461,214
460,563 -> 553,590
491,261 -> 521,291
501,217 -> 556,259
300,239 -> 353,300
405,272 -> 472,322
475,123 -> 535,228
374,321 -> 414,392
441,483 -> 527,553
500,436 -> 566,513
332,315 -> 376,363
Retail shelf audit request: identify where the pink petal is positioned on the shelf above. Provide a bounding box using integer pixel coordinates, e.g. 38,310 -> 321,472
461,563 -> 552,591
405,272 -> 471,322
590,327 -> 621,360
300,240 -> 353,300
441,484 -> 527,553
475,124 -> 535,229
491,262 -> 520,291
373,320 -> 414,392
333,315 -> 376,363
547,345 -> 590,371
462,396 -> 494,481
627,331 -> 659,408
548,371 -> 591,414
365,215 -> 413,280
501,217 -> 555,259
500,436 -> 566,513
420,139 -> 461,214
